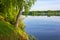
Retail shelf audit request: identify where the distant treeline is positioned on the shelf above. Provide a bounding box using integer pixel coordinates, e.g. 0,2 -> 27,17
22,10 -> 60,16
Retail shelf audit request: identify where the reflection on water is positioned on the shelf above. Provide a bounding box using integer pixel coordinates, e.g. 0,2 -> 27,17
24,16 -> 60,40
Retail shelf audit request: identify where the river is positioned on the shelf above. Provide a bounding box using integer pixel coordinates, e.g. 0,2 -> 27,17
24,16 -> 60,40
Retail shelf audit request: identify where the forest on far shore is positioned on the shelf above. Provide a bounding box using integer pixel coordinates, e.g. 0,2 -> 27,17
22,10 -> 60,16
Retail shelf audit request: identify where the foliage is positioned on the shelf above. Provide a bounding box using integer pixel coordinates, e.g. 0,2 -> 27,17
0,15 -> 4,21
0,0 -> 36,25
0,0 -> 36,40
15,27 -> 28,40
18,16 -> 26,30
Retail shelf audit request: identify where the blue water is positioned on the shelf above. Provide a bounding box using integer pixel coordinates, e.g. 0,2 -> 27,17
24,16 -> 60,40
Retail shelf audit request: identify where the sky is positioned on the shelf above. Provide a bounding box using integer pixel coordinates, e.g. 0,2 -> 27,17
30,0 -> 60,11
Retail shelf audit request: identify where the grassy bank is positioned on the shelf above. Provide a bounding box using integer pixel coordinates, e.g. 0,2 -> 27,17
0,20 -> 28,40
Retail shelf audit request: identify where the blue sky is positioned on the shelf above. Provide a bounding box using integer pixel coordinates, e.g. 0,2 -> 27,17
30,0 -> 60,11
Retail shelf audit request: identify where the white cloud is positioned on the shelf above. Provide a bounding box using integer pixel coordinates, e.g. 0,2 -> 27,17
30,0 -> 60,11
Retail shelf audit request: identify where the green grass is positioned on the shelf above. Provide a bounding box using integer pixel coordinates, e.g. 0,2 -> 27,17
0,20 -> 19,40
0,20 -> 29,40
0,21 -> 14,35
